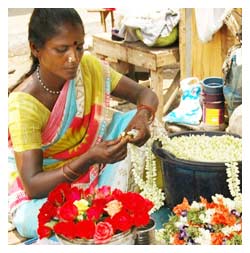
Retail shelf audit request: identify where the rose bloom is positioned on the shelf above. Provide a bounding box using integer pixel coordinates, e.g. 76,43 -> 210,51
94,222 -> 114,244
86,206 -> 104,221
65,186 -> 83,202
104,200 -> 123,217
47,182 -> 71,206
37,225 -> 52,239
54,221 -> 76,239
38,202 -> 57,224
111,210 -> 133,232
58,201 -> 78,221
75,220 -> 95,239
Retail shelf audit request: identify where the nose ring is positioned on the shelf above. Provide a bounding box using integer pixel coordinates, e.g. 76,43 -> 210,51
68,57 -> 73,63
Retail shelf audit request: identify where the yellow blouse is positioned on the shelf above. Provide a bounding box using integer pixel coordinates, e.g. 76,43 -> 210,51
8,54 -> 122,152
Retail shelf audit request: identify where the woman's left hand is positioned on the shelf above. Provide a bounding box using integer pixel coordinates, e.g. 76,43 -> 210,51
124,110 -> 151,147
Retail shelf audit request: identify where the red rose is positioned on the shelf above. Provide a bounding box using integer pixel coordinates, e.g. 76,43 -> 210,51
58,201 -> 78,221
48,182 -> 71,206
65,186 -> 83,202
119,192 -> 147,213
54,221 -> 76,239
112,189 -> 123,199
37,225 -> 52,239
75,220 -> 95,239
132,211 -> 150,227
94,222 -> 114,244
144,198 -> 154,212
38,202 -> 57,225
111,210 -> 133,232
86,206 -> 103,221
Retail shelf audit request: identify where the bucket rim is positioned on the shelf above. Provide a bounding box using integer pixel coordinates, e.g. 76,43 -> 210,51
152,131 -> 242,167
202,76 -> 224,83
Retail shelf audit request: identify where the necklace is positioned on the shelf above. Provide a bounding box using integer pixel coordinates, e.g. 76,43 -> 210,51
36,66 -> 61,95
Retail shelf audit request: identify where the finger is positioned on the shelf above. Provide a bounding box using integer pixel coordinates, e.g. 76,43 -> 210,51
110,149 -> 128,163
106,137 -> 121,146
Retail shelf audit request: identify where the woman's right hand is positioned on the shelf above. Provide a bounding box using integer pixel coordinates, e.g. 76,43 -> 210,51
89,137 -> 129,164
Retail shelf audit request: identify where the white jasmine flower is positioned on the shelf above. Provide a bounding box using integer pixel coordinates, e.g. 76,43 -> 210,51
191,201 -> 204,209
195,228 -> 211,245
221,224 -> 241,236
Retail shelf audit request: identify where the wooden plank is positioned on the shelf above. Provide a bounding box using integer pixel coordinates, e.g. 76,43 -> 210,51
93,33 -> 179,68
127,48 -> 157,70
93,37 -> 128,62
179,9 -> 186,80
163,70 -> 180,114
150,67 -> 164,120
191,9 -> 223,79
156,49 -> 179,68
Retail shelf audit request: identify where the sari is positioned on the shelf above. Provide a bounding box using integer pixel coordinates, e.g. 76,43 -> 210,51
8,55 -> 136,238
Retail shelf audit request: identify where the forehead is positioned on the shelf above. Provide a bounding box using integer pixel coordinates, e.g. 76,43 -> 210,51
46,22 -> 84,45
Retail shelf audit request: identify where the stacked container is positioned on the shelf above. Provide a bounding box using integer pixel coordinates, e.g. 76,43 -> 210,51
201,77 -> 225,130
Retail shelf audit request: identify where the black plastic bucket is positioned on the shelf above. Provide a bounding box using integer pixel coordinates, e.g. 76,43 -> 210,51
152,131 -> 242,209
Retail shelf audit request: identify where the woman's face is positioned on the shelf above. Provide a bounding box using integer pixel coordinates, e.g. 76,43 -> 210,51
37,22 -> 84,81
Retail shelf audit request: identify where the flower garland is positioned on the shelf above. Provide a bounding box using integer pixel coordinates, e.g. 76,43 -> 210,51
130,138 -> 165,213
225,161 -> 242,211
130,121 -> 167,213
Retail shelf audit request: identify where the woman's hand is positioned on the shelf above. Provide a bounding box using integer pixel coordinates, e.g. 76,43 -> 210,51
89,137 -> 129,164
124,110 -> 151,147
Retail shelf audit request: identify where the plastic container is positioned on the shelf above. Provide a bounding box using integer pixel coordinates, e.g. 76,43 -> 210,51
200,92 -> 225,103
201,77 -> 225,130
202,77 -> 224,94
152,131 -> 242,209
202,101 -> 225,127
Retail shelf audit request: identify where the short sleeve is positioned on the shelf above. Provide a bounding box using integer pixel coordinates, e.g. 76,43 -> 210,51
8,92 -> 50,152
109,66 -> 122,91
81,54 -> 122,93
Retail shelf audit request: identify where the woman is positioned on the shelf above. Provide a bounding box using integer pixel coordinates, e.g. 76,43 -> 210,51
8,8 -> 158,239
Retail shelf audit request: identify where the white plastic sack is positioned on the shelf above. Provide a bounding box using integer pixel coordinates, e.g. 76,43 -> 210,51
195,8 -> 232,43
163,77 -> 202,125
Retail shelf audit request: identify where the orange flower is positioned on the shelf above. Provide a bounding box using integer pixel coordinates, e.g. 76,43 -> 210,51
200,196 -> 208,207
173,198 -> 190,216
211,232 -> 225,245
211,199 -> 237,226
172,233 -> 185,245
211,211 -> 237,226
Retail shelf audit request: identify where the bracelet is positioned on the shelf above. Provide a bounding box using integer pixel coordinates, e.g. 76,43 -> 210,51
64,164 -> 81,177
137,104 -> 156,124
62,165 -> 77,182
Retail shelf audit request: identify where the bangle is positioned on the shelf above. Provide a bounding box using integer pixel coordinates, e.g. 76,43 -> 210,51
65,164 -> 81,177
137,104 -> 156,124
62,165 -> 77,182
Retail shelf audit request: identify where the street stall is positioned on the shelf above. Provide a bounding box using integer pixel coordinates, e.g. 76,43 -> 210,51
7,8 -> 242,246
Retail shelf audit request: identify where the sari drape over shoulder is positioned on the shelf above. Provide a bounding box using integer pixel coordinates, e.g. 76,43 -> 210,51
8,55 -> 122,214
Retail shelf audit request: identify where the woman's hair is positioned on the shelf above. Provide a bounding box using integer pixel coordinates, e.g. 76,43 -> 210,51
9,8 -> 84,94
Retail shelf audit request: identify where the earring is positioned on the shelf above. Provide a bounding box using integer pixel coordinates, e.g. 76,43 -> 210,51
68,57 -> 73,63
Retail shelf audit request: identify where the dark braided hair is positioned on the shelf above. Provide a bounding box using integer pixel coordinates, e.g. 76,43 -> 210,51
9,8 -> 84,94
